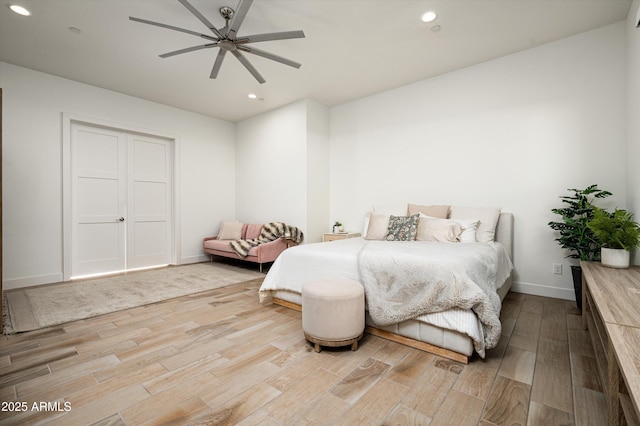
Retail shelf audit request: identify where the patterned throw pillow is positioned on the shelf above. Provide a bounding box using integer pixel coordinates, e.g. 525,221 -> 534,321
384,214 -> 420,241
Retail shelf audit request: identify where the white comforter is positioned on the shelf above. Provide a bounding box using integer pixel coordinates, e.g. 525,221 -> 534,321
259,237 -> 513,357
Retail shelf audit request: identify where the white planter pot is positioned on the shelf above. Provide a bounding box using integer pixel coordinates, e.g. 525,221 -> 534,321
601,248 -> 631,269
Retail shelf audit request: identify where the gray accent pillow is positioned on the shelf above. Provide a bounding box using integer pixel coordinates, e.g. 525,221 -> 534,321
384,214 -> 420,241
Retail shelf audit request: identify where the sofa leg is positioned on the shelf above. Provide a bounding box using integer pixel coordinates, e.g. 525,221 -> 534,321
259,263 -> 263,273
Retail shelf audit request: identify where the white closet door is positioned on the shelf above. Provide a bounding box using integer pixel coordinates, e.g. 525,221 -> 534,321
70,123 -> 173,278
71,124 -> 127,277
127,133 -> 172,269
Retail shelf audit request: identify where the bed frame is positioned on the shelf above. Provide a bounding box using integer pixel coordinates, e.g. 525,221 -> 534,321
272,212 -> 514,364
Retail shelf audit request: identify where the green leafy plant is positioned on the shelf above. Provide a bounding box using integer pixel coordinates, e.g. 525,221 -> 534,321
548,184 -> 612,261
333,221 -> 342,227
587,208 -> 640,251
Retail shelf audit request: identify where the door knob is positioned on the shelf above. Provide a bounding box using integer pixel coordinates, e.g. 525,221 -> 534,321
118,217 -> 125,222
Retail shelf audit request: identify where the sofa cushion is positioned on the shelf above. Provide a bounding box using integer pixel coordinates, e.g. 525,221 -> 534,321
204,239 -> 259,256
218,221 -> 244,240
204,239 -> 235,253
245,224 -> 263,240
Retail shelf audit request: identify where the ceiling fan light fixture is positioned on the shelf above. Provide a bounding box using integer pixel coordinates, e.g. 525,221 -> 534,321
421,11 -> 437,23
9,4 -> 31,16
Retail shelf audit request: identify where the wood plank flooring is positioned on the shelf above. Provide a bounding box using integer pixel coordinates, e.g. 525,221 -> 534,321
0,278 -> 605,425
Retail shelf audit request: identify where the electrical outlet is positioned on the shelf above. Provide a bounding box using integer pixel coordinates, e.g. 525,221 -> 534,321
553,263 -> 562,275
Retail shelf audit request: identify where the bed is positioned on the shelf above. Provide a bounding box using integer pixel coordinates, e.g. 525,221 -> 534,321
259,209 -> 514,364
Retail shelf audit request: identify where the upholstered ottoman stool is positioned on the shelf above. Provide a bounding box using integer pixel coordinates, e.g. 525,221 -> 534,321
302,279 -> 365,352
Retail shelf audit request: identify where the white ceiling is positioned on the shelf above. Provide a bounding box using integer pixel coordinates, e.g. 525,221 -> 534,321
0,0 -> 632,122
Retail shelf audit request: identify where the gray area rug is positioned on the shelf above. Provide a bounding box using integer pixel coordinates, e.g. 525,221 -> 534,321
4,262 -> 263,334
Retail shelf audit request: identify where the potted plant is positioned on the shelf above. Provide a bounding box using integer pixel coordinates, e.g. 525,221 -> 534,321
587,208 -> 640,268
548,184 -> 612,308
333,221 -> 343,233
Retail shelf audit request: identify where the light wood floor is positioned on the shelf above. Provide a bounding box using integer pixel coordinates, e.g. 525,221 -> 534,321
0,278 -> 606,425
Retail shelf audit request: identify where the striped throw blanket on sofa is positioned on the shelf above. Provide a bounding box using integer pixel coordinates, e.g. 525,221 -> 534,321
230,222 -> 304,258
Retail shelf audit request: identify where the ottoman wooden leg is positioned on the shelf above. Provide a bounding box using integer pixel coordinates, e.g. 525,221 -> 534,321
305,333 -> 363,353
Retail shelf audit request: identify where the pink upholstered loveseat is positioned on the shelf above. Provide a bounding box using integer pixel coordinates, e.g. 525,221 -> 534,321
203,223 -> 297,272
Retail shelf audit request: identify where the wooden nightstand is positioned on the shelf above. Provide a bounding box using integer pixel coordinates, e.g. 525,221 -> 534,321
322,232 -> 361,242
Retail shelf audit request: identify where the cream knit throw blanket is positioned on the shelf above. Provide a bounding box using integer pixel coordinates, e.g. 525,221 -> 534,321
230,222 -> 304,257
358,241 -> 505,358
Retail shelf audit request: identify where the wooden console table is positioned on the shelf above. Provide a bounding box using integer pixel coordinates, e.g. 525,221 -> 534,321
581,261 -> 640,425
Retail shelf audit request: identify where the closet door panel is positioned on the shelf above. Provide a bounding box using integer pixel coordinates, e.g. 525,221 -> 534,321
71,124 -> 126,277
127,134 -> 172,269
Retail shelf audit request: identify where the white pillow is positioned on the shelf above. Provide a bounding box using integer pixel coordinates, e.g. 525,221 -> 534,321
217,221 -> 243,240
363,213 -> 371,236
365,214 -> 391,240
450,206 -> 502,243
416,217 -> 462,242
451,218 -> 479,243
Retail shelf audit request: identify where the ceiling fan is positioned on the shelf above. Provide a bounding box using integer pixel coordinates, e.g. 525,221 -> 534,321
129,0 -> 305,84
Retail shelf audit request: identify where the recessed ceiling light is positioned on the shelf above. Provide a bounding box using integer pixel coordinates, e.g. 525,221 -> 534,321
248,93 -> 257,99
421,11 -> 437,23
9,4 -> 31,16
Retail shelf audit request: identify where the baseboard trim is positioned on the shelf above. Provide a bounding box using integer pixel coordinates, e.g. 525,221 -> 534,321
3,273 -> 65,291
511,281 -> 575,301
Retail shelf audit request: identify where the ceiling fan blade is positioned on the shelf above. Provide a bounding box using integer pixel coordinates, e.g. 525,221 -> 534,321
231,49 -> 265,84
160,43 -> 218,58
236,30 -> 305,44
236,45 -> 301,69
226,0 -> 253,39
177,0 -> 223,39
129,17 -> 218,42
210,49 -> 227,78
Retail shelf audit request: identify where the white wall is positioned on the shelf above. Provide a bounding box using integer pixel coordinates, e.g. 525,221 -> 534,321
235,99 -> 330,243
329,22 -> 627,300
305,100 -> 330,243
628,0 -> 640,265
235,100 -> 308,230
1,62 -> 236,289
